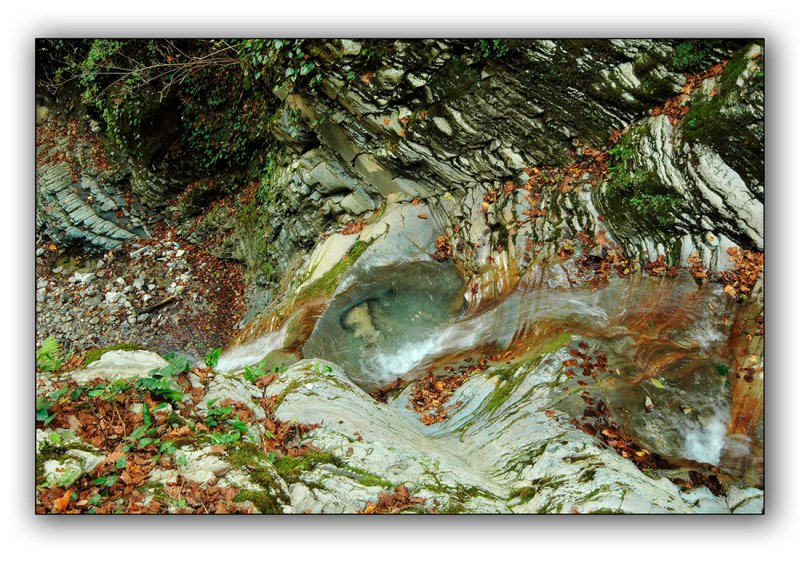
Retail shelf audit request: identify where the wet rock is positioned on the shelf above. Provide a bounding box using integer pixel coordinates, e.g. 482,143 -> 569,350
258,357 -> 761,513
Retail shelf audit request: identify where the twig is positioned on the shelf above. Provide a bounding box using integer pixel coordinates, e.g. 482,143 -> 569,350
138,295 -> 177,315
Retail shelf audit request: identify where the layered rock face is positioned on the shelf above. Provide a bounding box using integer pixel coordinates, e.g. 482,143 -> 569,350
35,39 -> 764,514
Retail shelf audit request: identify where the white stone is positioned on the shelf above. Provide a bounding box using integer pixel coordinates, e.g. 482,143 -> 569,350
69,350 -> 167,384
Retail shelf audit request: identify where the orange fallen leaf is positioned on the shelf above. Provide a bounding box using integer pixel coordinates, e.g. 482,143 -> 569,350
417,213 -> 428,219
53,489 -> 72,513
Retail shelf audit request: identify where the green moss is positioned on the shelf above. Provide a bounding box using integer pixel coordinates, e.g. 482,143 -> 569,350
299,238 -> 372,300
437,501 -> 466,514
423,478 -> 492,510
514,487 -> 538,503
273,379 -> 305,407
587,507 -> 625,514
681,44 -> 764,188
483,371 -> 525,414
509,475 -> 567,505
232,201 -> 278,287
603,127 -> 683,234
536,498 -> 564,513
225,442 -> 288,513
136,482 -> 171,502
272,450 -> 341,484
83,343 -> 142,366
36,443 -> 68,480
346,467 -> 394,489
163,412 -> 189,427
538,333 -> 572,356
482,333 -> 572,414
578,468 -> 597,484
429,56 -> 482,104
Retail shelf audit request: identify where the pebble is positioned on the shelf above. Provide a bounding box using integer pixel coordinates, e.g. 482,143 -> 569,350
105,291 -> 123,304
176,249 -> 186,258
76,272 -> 96,284
36,248 -> 46,256
53,266 -> 63,274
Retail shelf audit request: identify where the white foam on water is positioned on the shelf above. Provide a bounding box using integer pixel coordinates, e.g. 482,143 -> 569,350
367,332 -> 447,377
683,405 -> 729,465
216,327 -> 287,372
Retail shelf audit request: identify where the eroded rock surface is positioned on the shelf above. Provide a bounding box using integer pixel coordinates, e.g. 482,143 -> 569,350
36,39 -> 764,514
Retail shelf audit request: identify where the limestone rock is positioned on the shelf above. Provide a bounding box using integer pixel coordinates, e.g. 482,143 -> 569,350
70,350 -> 167,384
263,358 -> 761,513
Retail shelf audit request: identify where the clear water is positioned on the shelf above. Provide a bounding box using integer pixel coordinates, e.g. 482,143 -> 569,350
302,261 -> 467,389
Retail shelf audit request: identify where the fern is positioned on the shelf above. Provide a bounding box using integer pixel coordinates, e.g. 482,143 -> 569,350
36,336 -> 63,372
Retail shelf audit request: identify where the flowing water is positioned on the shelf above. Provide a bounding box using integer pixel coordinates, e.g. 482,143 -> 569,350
302,261 -> 467,389
223,259 -> 760,482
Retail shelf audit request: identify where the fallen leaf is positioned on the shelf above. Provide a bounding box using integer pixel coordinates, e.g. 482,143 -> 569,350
53,489 -> 72,513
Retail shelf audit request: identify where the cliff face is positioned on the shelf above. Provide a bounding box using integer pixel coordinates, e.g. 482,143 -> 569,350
35,39 -> 764,514
36,39 -> 762,296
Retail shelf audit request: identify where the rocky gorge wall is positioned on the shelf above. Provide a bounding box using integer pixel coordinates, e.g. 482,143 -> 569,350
35,39 -> 764,514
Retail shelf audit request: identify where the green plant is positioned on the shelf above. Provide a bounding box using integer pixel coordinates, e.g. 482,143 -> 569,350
37,336 -> 63,372
243,364 -> 266,383
135,354 -> 190,402
205,398 -> 234,428
672,40 -> 721,71
204,347 -> 222,369
36,385 -> 70,425
477,39 -> 510,59
208,430 -> 242,445
311,363 -> 333,374
93,473 -> 119,487
155,353 -> 192,377
238,39 -> 322,92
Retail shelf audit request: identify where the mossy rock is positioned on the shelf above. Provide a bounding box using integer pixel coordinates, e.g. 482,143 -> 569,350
225,442 -> 290,513
681,43 -> 764,188
83,343 -> 143,366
